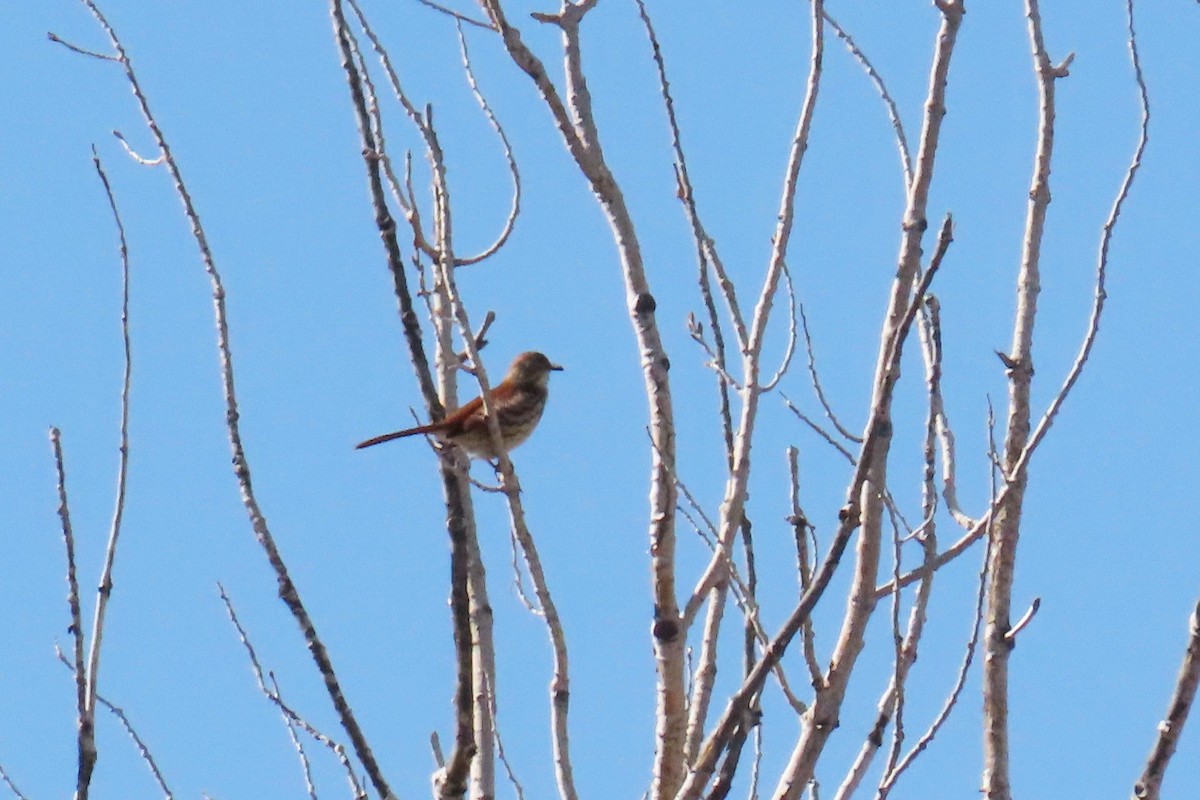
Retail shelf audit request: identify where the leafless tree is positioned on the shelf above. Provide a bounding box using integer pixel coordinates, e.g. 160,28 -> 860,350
22,2 -> 1198,800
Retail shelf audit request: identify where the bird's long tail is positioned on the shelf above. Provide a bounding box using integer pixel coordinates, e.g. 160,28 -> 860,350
355,423 -> 436,450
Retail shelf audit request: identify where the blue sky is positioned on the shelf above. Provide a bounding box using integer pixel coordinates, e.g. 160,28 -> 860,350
2,1 -> 1199,798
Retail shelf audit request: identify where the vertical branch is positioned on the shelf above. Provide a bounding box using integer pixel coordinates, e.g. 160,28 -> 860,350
80,149 -> 135,800
788,448 -> 823,689
419,101 -> 577,799
1009,0 -> 1149,478
418,98 -> 486,800
426,114 -> 496,800
475,2 -> 681,796
50,428 -> 95,800
337,0 -> 442,414
982,4 -> 1069,796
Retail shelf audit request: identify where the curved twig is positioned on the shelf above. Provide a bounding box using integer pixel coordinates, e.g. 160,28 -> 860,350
797,303 -> 861,443
452,21 -> 522,266
822,10 -> 912,188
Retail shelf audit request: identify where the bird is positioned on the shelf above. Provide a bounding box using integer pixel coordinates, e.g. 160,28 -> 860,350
356,351 -> 563,459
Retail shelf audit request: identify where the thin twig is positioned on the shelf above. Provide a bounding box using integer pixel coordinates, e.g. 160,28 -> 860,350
112,130 -> 164,165
878,531 -> 992,793
483,668 -> 529,800
46,31 -> 115,61
218,585 -> 366,799
759,259 -> 800,392
414,0 -> 495,30
55,647 -> 175,799
1004,597 -> 1041,643
272,673 -> 319,800
452,20 -> 522,266
781,393 -> 857,464
797,303 -> 860,443
822,10 -> 912,188
0,764 -> 29,800
95,694 -> 175,799
787,447 -> 823,689
919,297 -> 975,529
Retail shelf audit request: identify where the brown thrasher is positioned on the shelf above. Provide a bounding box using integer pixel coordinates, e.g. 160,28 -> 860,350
356,351 -> 563,458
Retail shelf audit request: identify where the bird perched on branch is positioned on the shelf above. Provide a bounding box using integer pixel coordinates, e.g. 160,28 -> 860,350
356,351 -> 563,459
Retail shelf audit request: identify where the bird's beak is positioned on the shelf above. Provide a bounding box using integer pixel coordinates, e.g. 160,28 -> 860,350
550,362 -> 564,371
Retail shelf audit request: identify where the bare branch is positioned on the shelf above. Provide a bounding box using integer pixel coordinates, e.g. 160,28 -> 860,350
49,427 -> 95,799
414,0 -> 495,30
918,296 -> 975,528
272,674 -> 319,800
878,534 -> 992,794
345,0 -> 440,263
47,31 -> 116,61
0,764 -> 29,800
94,694 -> 175,799
821,11 -> 912,188
759,260 -> 800,392
77,145 -> 136,800
1004,597 -> 1041,643
635,0 -> 748,353
338,0 -> 442,413
1132,598 -> 1200,800
452,21 -> 522,266
1008,0 -> 1150,482
982,3 -> 1067,792
797,303 -> 861,443
112,129 -> 164,165
781,393 -> 857,464
787,447 -> 823,689
699,203 -> 947,797
55,647 -> 176,799
769,2 -> 965,792
217,585 -> 366,799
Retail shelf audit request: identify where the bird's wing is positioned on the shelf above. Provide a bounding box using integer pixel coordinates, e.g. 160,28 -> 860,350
441,393 -> 487,436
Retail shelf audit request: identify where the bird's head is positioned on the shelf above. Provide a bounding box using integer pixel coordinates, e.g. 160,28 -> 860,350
506,351 -> 564,387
